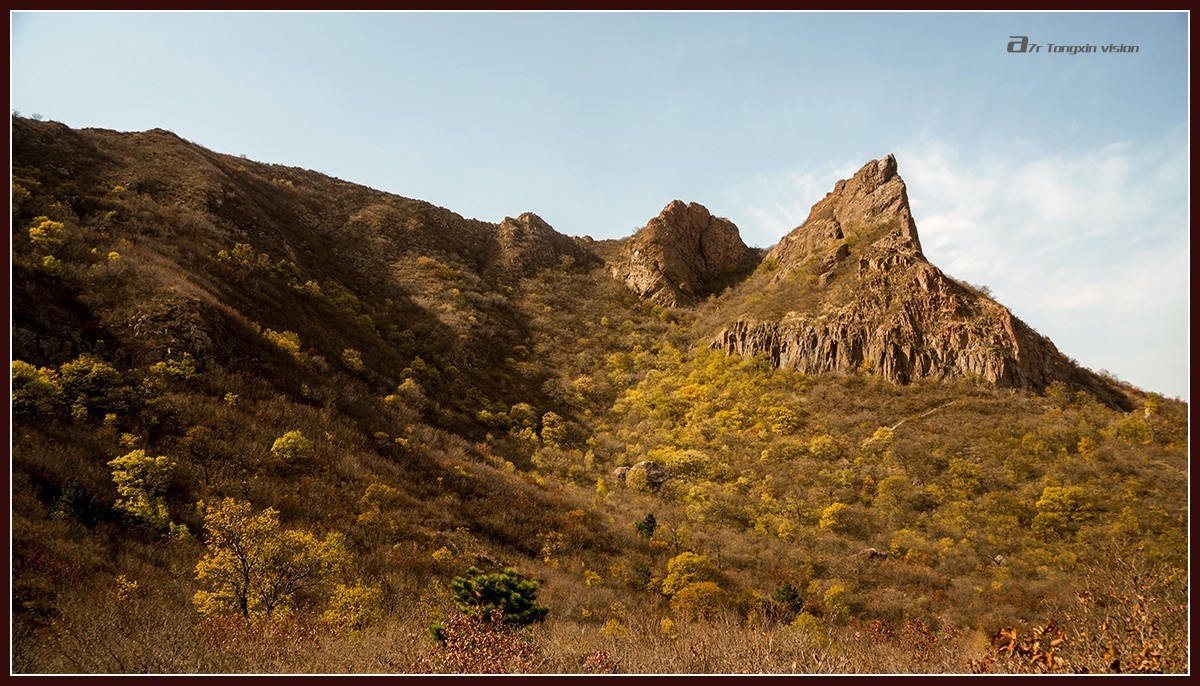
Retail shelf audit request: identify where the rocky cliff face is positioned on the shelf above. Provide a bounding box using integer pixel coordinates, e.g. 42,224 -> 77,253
714,272 -> 1076,389
611,200 -> 760,307
767,154 -> 922,271
713,155 -> 1128,405
491,212 -> 599,277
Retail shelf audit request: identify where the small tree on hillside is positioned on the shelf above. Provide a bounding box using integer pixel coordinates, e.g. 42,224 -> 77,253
772,581 -> 805,618
271,430 -> 315,463
670,581 -> 729,620
57,355 -> 129,420
635,513 -> 657,541
661,552 -> 717,597
450,567 -> 548,627
28,216 -> 65,248
108,449 -> 175,531
193,498 -> 349,619
540,411 -> 568,448
11,360 -> 62,418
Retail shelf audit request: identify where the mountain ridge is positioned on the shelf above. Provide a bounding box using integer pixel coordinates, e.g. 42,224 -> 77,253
9,117 -> 1186,675
10,119 -> 1135,408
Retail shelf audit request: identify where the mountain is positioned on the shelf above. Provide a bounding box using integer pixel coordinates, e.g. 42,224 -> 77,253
698,154 -> 1131,409
9,119 -> 1185,674
9,118 -> 1131,408
10,118 -> 607,430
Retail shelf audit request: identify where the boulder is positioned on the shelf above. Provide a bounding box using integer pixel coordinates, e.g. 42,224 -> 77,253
610,200 -> 760,307
611,466 -> 630,485
618,460 -> 671,491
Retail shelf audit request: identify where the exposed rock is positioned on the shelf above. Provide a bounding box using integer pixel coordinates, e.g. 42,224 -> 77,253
611,466 -> 630,485
769,154 -> 921,270
124,295 -> 217,359
632,460 -> 671,486
611,200 -> 760,307
713,155 -> 1131,408
714,275 -> 1079,390
492,212 -> 599,277
853,547 -> 888,561
621,460 -> 671,490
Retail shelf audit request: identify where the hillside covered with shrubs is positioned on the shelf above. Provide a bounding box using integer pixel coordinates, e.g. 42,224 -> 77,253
10,117 -> 1187,674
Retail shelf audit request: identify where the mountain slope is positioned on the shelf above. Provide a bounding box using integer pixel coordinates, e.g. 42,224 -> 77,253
11,117 -> 611,431
9,119 -> 1185,674
691,154 -> 1131,409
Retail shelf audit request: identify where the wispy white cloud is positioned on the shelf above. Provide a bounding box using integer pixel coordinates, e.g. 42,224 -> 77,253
899,133 -> 1189,399
717,159 -> 863,248
720,132 -> 1189,399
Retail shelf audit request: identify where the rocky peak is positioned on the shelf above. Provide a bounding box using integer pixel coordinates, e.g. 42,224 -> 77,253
712,155 -> 1130,408
610,200 -> 760,307
768,154 -> 922,279
491,212 -> 598,276
497,212 -> 555,241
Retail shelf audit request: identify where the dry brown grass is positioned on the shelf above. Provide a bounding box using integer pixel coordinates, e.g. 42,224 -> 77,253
14,558 -> 1184,675
10,117 -> 1188,676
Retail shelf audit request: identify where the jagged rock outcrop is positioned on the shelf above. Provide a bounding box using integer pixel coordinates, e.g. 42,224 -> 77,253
611,200 -> 760,307
715,266 -> 1079,389
491,212 -> 599,276
769,154 -> 922,271
714,154 -> 1127,405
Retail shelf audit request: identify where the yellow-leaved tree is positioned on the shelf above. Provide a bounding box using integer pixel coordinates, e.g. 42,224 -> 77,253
193,498 -> 349,619
661,551 -> 717,597
108,449 -> 176,531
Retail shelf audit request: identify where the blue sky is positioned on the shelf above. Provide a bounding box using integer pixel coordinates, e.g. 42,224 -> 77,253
10,11 -> 1189,399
